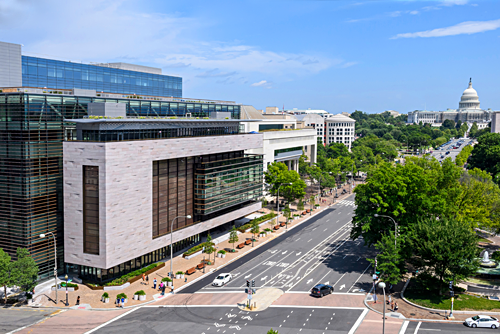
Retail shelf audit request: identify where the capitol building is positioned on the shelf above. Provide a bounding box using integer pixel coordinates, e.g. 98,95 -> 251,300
407,79 -> 493,129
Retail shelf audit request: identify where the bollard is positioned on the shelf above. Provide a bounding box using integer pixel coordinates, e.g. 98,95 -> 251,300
254,302 -> 257,309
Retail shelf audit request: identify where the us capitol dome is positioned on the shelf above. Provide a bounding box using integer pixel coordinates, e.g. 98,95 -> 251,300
407,78 -> 494,129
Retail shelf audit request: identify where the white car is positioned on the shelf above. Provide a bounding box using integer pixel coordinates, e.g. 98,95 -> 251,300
212,273 -> 232,286
465,315 -> 500,329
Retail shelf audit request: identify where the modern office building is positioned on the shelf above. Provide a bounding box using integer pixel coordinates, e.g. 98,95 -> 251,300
492,112 -> 500,134
0,41 -> 246,280
407,79 -> 493,128
63,109 -> 263,282
325,115 -> 356,151
0,41 -> 181,97
294,114 -> 326,144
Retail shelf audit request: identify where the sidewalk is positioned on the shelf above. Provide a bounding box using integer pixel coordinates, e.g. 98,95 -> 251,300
32,185 -> 356,310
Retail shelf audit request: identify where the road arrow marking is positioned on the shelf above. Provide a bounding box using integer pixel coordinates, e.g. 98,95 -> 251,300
227,314 -> 236,318
229,325 -> 241,330
241,316 -> 253,320
307,279 -> 313,284
261,276 -> 268,281
325,281 -> 329,286
296,252 -> 301,256
270,250 -> 277,254
339,284 -> 345,290
282,251 -> 288,255
245,274 -> 252,279
233,273 -> 240,277
214,323 -> 226,327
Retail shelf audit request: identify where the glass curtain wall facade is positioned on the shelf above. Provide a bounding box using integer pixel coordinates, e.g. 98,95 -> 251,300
22,56 -> 182,97
83,166 -> 99,255
0,92 -> 241,280
194,154 -> 263,218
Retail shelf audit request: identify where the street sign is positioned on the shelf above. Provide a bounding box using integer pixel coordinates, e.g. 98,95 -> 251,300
372,274 -> 378,280
248,294 -> 253,300
67,279 -> 72,283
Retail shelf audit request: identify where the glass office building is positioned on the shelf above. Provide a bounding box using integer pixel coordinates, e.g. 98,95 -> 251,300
0,90 -> 242,280
22,56 -> 182,97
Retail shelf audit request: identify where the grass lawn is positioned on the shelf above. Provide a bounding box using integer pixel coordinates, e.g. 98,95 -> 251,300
405,291 -> 500,311
466,277 -> 500,287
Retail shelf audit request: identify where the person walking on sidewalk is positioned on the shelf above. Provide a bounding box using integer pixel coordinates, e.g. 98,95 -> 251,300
153,278 -> 157,289
142,273 -> 145,285
394,301 -> 399,312
390,300 -> 394,312
76,296 -> 80,306
146,275 -> 149,285
121,296 -> 125,308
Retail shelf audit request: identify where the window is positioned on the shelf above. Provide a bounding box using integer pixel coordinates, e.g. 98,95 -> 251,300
83,166 -> 99,255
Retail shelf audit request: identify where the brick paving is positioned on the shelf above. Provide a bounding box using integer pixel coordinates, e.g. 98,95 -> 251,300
34,184 -> 355,310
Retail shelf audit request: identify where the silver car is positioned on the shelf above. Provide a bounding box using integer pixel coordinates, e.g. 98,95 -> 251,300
465,315 -> 499,329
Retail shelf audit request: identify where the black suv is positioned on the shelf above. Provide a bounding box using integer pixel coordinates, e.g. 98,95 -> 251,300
311,284 -> 334,297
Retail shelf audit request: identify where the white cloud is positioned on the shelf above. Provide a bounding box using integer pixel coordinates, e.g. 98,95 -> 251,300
440,0 -> 468,6
0,0 -> 346,88
251,80 -> 268,87
410,10 -> 419,15
392,19 -> 500,39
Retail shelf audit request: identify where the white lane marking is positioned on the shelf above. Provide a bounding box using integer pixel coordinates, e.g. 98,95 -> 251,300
261,276 -> 268,281
343,255 -> 348,259
333,273 -> 347,287
347,264 -> 372,293
308,239 -> 313,242
414,322 -> 422,334
296,252 -> 302,256
324,228 -> 328,231
347,309 -> 369,334
398,321 -> 409,334
244,274 -> 252,279
326,219 -> 330,222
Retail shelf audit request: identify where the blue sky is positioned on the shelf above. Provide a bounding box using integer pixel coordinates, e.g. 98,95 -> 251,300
1,0 -> 499,113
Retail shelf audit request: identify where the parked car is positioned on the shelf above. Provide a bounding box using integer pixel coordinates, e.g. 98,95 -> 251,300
446,151 -> 450,155
311,284 -> 334,297
465,315 -> 499,329
212,273 -> 232,286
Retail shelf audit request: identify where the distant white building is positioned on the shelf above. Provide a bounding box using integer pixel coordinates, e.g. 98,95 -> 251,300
407,79 -> 494,129
285,108 -> 329,116
325,114 -> 356,151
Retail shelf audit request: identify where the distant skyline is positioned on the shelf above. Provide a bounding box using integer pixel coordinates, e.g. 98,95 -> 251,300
1,0 -> 499,114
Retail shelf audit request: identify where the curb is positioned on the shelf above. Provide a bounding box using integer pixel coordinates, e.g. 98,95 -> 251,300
22,197 -> 345,312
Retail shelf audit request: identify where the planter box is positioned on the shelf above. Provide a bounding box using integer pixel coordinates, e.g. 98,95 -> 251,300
181,274 -> 185,279
221,254 -> 226,258
139,295 -> 146,301
184,249 -> 203,260
167,281 -> 172,287
176,274 -> 181,279
104,282 -> 130,291
133,295 -> 139,300
104,298 -> 109,303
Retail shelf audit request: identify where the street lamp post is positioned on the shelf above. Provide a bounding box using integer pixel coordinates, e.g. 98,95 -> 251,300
276,183 -> 292,226
40,232 -> 57,304
64,274 -> 69,306
170,215 -> 192,290
378,281 -> 387,334
374,214 -> 398,248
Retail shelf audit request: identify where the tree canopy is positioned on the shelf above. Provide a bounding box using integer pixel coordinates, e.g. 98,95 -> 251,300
469,133 -> 500,184
265,162 -> 307,202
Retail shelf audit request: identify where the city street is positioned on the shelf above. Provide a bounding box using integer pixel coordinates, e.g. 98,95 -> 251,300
402,320 -> 491,333
0,307 -> 58,333
184,195 -> 375,296
429,137 -> 473,162
97,305 -> 366,334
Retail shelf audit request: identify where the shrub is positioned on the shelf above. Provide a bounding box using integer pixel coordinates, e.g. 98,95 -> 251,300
104,263 -> 159,286
218,250 -> 226,254
60,282 -> 78,288
102,292 -> 109,298
184,242 -> 214,256
161,277 -> 172,282
176,271 -> 184,275
116,293 -> 128,299
135,290 -> 146,296
238,212 -> 277,232
264,228 -> 272,232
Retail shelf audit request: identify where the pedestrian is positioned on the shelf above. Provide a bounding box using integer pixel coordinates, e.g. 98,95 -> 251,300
161,285 -> 165,296
153,278 -> 157,289
159,282 -> 163,291
121,296 -> 125,308
394,301 -> 399,312
142,273 -> 145,285
76,296 -> 80,305
390,300 -> 394,312
184,277 -> 187,283
373,293 -> 377,304
388,294 -> 392,305
146,275 -> 149,285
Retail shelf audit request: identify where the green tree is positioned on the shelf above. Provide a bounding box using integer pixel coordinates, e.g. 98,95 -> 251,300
12,248 -> 38,296
229,226 -> 238,252
204,233 -> 215,261
267,329 -> 279,334
469,133 -> 500,181
298,155 -> 310,176
326,143 -> 350,159
0,249 -> 12,303
469,122 -> 479,137
283,205 -> 291,224
297,198 -> 305,211
442,119 -> 455,130
455,145 -> 473,167
251,220 -> 260,240
368,234 -> 404,285
265,162 -> 306,203
409,216 -> 479,291
309,195 -> 316,210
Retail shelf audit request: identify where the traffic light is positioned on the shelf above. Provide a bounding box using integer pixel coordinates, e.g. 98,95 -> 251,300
246,280 -> 250,287
245,288 -> 248,294
449,281 -> 453,290
252,280 -> 255,288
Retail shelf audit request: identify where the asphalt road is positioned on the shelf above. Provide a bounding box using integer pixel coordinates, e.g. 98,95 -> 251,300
97,306 -> 365,334
403,320 -> 494,333
186,194 -> 375,295
429,137 -> 474,163
0,307 -> 54,333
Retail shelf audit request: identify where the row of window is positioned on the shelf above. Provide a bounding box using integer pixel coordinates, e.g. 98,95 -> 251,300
328,128 -> 353,135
